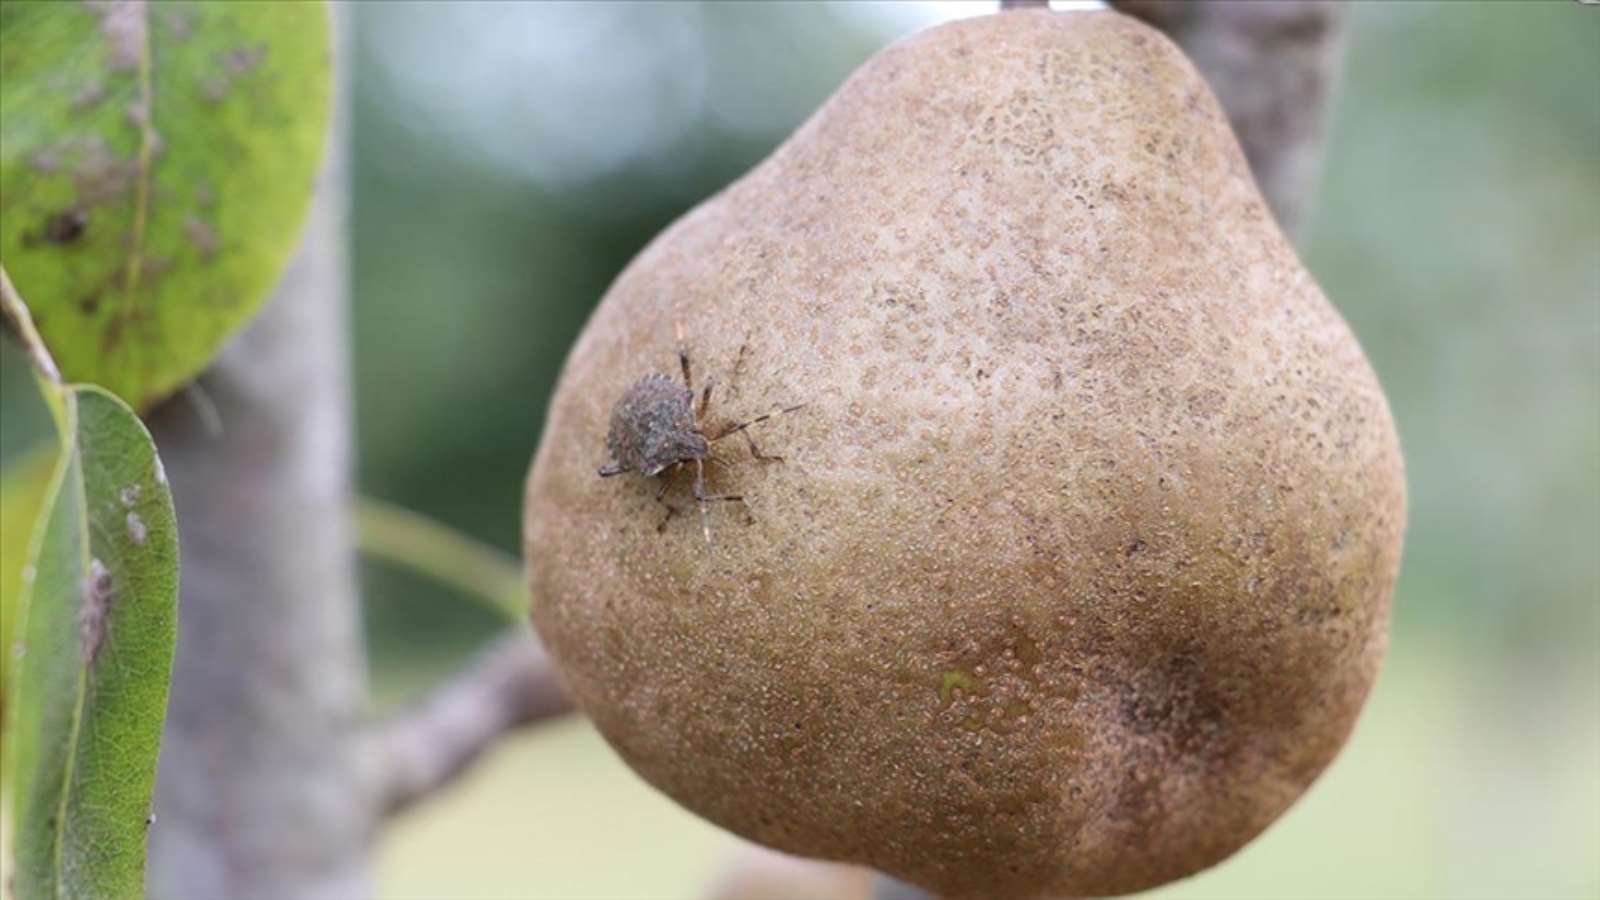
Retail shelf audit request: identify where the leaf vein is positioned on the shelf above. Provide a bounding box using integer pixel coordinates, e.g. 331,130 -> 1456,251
120,0 -> 156,303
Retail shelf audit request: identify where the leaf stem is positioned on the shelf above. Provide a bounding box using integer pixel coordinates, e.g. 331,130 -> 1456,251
354,496 -> 527,622
0,265 -> 62,385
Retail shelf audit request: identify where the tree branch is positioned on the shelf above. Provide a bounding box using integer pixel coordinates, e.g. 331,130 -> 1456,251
372,628 -> 571,816
1112,0 -> 1351,238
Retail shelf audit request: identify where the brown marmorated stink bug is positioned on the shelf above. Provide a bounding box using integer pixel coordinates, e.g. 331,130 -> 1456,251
598,342 -> 804,542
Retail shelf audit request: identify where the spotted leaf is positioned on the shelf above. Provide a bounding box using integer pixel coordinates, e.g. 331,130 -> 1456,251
0,0 -> 331,411
6,384 -> 178,899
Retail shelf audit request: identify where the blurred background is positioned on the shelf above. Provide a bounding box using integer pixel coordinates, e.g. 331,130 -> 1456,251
4,1 -> 1596,897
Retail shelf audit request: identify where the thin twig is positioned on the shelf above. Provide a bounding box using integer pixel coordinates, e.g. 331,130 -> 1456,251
354,495 -> 528,622
372,627 -> 572,816
0,265 -> 62,384
180,382 -> 225,439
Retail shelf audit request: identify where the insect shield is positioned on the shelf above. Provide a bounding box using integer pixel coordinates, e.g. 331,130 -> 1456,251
597,343 -> 804,542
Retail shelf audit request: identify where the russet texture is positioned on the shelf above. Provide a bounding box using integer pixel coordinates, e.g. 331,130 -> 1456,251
526,11 -> 1405,898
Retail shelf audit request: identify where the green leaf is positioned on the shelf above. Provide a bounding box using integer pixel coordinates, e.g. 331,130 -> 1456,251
0,0 -> 332,411
7,385 -> 178,899
0,445 -> 59,743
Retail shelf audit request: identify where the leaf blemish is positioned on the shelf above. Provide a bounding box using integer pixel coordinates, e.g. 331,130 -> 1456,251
224,45 -> 267,77
163,9 -> 190,41
43,209 -> 89,246
70,82 -> 108,113
119,484 -> 141,507
72,136 -> 136,206
79,558 -> 114,664
126,511 -> 147,545
84,0 -> 150,74
28,146 -> 62,174
184,216 -> 219,260
203,45 -> 269,104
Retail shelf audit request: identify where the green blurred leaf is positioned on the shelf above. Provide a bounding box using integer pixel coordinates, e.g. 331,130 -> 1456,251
0,0 -> 331,411
0,445 -> 59,744
7,385 -> 178,899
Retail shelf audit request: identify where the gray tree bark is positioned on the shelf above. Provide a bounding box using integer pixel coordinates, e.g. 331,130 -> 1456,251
144,10 -> 375,898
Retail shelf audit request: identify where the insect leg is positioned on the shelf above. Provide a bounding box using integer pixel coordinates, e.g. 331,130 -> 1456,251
655,482 -> 680,532
691,462 -> 745,504
652,465 -> 686,532
742,431 -> 784,463
694,458 -> 711,544
598,463 -> 630,477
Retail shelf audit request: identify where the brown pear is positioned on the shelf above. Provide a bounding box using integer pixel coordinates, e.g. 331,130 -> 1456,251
525,10 -> 1405,898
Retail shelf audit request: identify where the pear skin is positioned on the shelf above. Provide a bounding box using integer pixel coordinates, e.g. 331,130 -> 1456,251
525,10 -> 1405,898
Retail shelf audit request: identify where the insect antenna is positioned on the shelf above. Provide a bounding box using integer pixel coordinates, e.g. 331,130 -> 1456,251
675,321 -> 693,391
708,403 -> 809,443
691,457 -> 744,546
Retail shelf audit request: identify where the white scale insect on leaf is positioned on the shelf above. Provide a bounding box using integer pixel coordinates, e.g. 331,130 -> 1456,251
126,511 -> 147,545
79,557 -> 113,663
